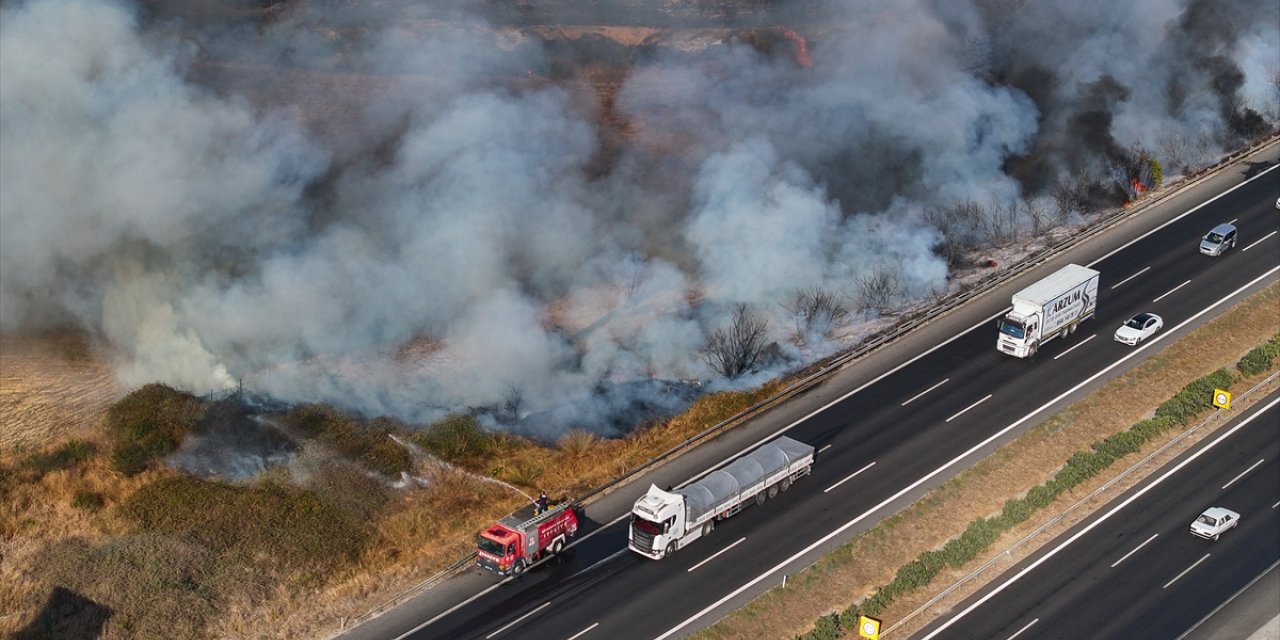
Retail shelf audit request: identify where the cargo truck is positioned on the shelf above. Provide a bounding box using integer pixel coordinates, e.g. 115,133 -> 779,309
476,502 -> 579,576
996,264 -> 1100,358
628,435 -> 814,560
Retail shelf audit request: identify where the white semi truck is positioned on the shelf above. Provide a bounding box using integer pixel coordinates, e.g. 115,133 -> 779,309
628,435 -> 814,560
996,264 -> 1100,358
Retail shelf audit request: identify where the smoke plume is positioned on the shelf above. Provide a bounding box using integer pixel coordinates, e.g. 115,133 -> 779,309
2,0 -> 1276,437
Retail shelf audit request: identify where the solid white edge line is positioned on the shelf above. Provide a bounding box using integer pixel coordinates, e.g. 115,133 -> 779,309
1153,279 -> 1192,302
1110,266 -> 1151,290
819,444 -> 833,453
688,538 -> 747,573
920,394 -> 1280,639
946,394 -> 993,423
485,601 -> 552,639
1006,618 -> 1039,640
1163,554 -> 1212,589
1110,533 -> 1159,568
1176,559 -> 1280,640
1242,230 -> 1278,252
565,622 -> 600,640
902,378 -> 951,406
824,462 -> 877,493
1222,458 -> 1266,489
1053,334 -> 1096,360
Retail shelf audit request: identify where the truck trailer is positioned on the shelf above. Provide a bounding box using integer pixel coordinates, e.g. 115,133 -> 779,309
476,502 -> 579,576
628,435 -> 814,560
996,264 -> 1100,358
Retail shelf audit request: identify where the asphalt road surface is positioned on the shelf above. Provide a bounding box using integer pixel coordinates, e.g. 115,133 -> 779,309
342,146 -> 1280,640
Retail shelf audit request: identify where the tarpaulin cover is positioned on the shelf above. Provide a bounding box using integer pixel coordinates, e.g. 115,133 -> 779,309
680,436 -> 812,522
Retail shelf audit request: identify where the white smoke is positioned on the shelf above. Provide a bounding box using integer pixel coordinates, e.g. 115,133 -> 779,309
1,0 -> 1275,433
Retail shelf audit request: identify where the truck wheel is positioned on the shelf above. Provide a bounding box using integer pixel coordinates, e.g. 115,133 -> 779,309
664,543 -> 677,559
552,539 -> 564,555
755,492 -> 767,506
1069,322 -> 1078,335
781,478 -> 791,492
512,559 -> 526,575
702,521 -> 714,537
767,485 -> 779,500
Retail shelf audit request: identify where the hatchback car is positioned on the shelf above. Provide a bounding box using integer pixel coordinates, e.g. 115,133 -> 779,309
1199,223 -> 1238,256
1190,507 -> 1240,540
1114,312 -> 1163,345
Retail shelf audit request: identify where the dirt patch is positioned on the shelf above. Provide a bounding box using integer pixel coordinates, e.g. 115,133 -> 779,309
693,283 -> 1280,639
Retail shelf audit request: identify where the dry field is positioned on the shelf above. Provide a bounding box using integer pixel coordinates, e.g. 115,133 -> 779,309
693,283 -> 1280,640
0,332 -> 122,454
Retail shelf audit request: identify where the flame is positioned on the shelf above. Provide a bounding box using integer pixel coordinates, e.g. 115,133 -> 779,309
781,28 -> 811,68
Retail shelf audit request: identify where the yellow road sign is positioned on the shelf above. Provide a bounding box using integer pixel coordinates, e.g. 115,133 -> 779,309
858,615 -> 882,639
1213,388 -> 1232,409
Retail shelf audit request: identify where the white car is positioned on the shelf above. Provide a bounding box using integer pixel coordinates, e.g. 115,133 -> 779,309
1114,312 -> 1163,345
1190,507 -> 1240,540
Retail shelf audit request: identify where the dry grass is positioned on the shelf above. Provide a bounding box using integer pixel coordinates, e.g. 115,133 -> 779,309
0,332 -> 121,453
694,282 -> 1280,640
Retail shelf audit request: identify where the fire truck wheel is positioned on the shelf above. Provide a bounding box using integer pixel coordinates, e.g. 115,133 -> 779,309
512,559 -> 526,575
552,539 -> 564,555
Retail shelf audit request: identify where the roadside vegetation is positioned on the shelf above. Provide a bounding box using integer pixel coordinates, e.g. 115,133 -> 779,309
689,283 -> 1280,640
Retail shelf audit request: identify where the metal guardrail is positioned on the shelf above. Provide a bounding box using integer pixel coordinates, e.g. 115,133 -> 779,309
340,134 -> 1280,633
883,369 -> 1280,637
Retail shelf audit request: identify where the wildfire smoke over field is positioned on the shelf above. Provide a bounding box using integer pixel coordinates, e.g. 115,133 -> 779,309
1,0 -> 1276,437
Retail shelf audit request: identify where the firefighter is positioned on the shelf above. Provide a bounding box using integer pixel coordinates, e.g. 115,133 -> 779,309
536,491 -> 548,515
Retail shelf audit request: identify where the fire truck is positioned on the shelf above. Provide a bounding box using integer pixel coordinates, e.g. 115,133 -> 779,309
476,502 -> 580,576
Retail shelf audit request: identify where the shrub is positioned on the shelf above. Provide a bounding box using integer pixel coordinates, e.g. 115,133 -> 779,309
281,404 -> 413,478
24,439 -> 97,476
1093,430 -> 1144,459
1001,497 -> 1033,527
1155,369 -> 1233,425
1236,335 -> 1280,377
107,384 -> 205,474
412,414 -> 506,465
802,612 -> 842,640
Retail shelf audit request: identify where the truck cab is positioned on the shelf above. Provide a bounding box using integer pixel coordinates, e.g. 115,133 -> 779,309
476,525 -> 525,575
996,312 -> 1038,357
629,486 -> 688,559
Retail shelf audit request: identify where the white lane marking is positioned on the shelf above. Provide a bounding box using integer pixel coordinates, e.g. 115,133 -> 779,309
1272,500 -> 1280,509
1111,533 -> 1159,568
824,462 -> 877,493
566,623 -> 599,640
946,394 -> 993,423
1153,279 -> 1191,302
1092,165 -> 1278,265
1007,618 -> 1039,640
1110,266 -> 1151,290
1164,554 -> 1211,589
1177,559 -> 1280,640
1222,459 -> 1265,489
688,538 -> 747,573
902,378 -> 950,406
486,601 -> 552,639
1228,218 -> 1239,224
1242,230 -> 1278,252
919,394 -> 1280,639
1053,334 -> 1096,360
819,444 -> 833,454
658,271 -> 1279,640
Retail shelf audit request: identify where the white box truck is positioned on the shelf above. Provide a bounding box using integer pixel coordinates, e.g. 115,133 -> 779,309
996,264 -> 1100,358
628,435 -> 814,560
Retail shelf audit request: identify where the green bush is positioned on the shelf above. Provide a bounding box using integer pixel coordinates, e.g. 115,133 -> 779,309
1148,157 -> 1163,187
107,384 -> 205,474
24,439 -> 97,476
119,475 -> 367,575
411,414 -> 505,465
281,404 -> 413,477
1155,368 -> 1233,425
1236,335 -> 1280,377
1001,497 -> 1033,527
802,612 -> 842,640
1093,431 -> 1144,459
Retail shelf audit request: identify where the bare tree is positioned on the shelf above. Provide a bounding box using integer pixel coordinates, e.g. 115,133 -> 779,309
498,385 -> 525,423
703,304 -> 770,378
1157,132 -> 1190,175
1051,167 -> 1095,219
783,287 -> 849,344
924,203 -> 983,269
853,266 -> 907,313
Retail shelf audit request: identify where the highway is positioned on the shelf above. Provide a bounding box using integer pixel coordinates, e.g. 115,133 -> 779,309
912,392 -> 1280,640
343,147 -> 1280,640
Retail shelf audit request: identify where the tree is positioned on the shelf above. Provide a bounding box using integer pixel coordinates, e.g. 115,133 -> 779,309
853,266 -> 906,313
783,287 -> 849,344
703,304 -> 770,378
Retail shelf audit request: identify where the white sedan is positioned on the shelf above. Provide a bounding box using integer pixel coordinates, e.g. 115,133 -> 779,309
1114,312 -> 1163,345
1190,507 -> 1240,540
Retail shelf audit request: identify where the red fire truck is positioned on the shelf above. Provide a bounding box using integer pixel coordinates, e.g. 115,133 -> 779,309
476,502 -> 580,576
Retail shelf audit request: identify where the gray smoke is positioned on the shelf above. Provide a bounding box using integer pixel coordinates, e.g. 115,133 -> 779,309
1,0 -> 1276,437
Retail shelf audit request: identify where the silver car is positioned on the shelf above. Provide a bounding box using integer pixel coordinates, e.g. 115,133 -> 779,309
1200,223 -> 1237,256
